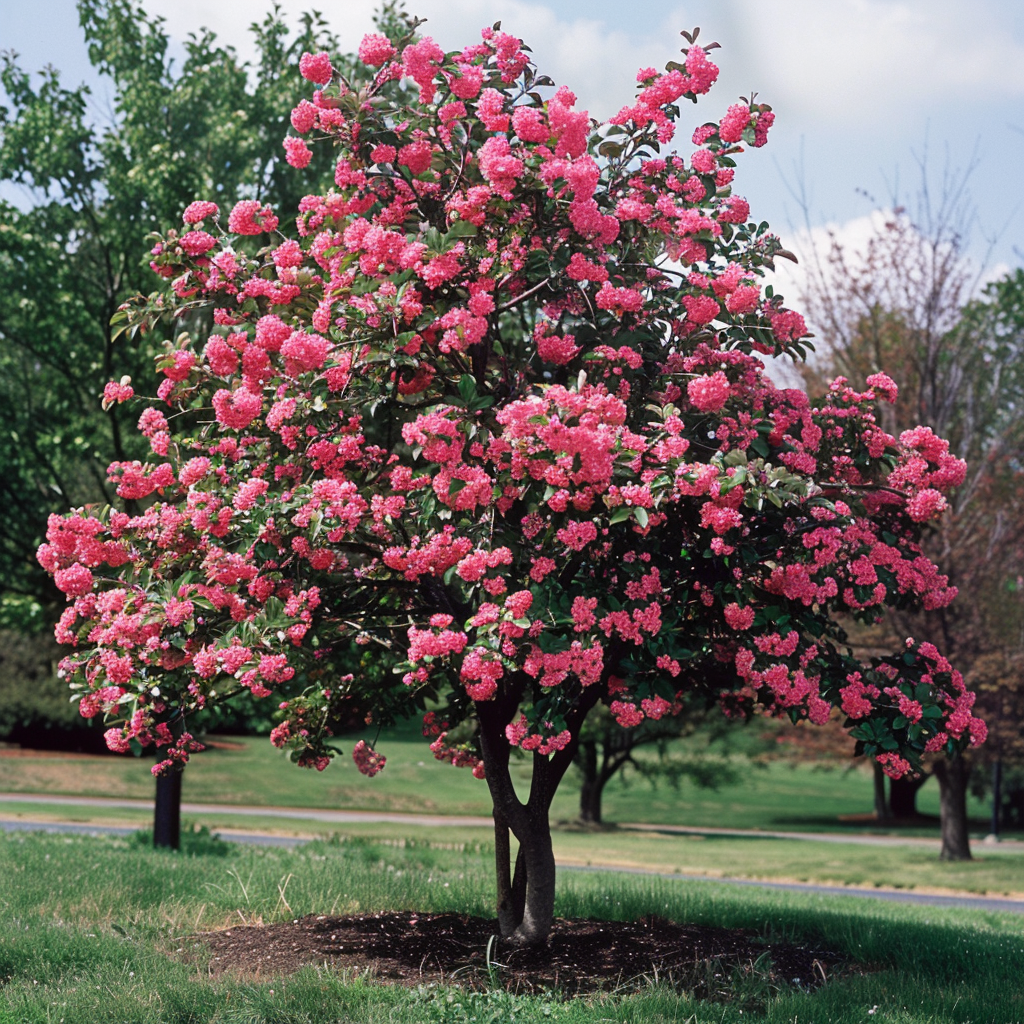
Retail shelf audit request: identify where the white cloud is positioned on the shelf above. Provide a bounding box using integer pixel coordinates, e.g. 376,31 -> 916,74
706,0 -> 1024,123
144,0 -> 675,119
145,0 -> 1024,133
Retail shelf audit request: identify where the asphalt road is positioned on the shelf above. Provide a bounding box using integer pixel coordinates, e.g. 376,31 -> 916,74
5,792 -> 1021,850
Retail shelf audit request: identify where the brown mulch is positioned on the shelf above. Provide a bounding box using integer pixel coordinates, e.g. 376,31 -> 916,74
192,911 -> 850,996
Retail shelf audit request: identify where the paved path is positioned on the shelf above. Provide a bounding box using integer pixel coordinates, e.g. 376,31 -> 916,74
3,792 -> 1021,851
3,816 -> 1023,916
0,792 -> 494,829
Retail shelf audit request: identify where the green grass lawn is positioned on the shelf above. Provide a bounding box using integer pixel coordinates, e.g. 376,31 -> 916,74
3,795 -> 1024,899
1,829 -> 1023,1023
0,728 -> 1000,835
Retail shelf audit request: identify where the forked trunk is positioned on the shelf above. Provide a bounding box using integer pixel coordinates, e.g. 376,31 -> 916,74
507,812 -> 557,947
479,678 -> 602,946
933,755 -> 972,861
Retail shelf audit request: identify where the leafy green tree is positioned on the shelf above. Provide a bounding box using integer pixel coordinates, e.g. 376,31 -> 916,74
573,702 -> 748,825
0,0 -> 414,629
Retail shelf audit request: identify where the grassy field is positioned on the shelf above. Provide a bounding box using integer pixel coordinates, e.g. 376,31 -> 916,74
0,728 -> 1000,834
1,829 -> 1023,1023
5,798 -> 1024,899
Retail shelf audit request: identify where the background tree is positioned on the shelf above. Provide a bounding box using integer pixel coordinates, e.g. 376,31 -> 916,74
0,0 -> 402,630
38,21 -> 985,946
572,701 -> 751,826
797,201 -> 1024,858
1,0 -> 418,846
0,3 -> 412,656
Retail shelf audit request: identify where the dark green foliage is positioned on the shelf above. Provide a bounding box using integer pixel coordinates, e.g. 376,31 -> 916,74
0,629 -> 107,749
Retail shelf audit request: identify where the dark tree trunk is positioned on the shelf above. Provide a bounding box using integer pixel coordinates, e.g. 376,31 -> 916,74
889,772 -> 927,819
579,776 -> 603,825
933,756 -> 972,861
478,674 -> 603,947
153,716 -> 184,849
990,760 -> 1002,837
873,762 -> 889,821
153,767 -> 182,850
577,739 -> 602,824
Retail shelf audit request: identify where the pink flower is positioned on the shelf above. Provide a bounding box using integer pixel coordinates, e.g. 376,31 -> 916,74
255,315 -> 292,353
102,380 -> 134,404
907,489 -> 947,523
723,603 -> 755,630
682,294 -> 720,326
54,563 -> 93,597
228,200 -> 278,235
182,201 -> 218,224
571,596 -> 597,632
536,331 -> 581,365
299,51 -> 333,85
283,135 -> 313,169
281,331 -> 330,376
398,141 -> 433,176
504,590 -> 533,619
477,137 -> 522,199
719,103 -> 751,143
610,700 -> 644,728
770,309 -> 807,343
876,752 -> 911,780
449,64 -> 483,99
688,372 -> 731,412
867,372 -> 899,402
212,388 -> 262,430
512,106 -> 549,143
180,230 -> 217,256
595,283 -> 644,315
700,502 -> 742,535
402,37 -> 445,103
725,284 -> 760,315
104,728 -> 131,754
352,739 -> 386,776
179,457 -> 211,487
290,100 -> 317,134
358,33 -> 396,66
566,253 -> 609,283
641,696 -> 672,720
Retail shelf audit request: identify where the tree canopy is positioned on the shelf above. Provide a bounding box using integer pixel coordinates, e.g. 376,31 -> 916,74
36,19 -> 985,944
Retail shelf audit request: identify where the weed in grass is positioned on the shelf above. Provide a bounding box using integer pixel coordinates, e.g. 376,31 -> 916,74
410,984 -> 566,1023
127,822 -> 232,857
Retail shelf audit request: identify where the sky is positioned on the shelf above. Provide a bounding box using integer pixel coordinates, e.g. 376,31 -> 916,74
2,0 -> 1023,291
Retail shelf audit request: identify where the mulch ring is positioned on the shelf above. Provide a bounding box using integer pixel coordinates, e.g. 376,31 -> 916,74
192,911 -> 852,998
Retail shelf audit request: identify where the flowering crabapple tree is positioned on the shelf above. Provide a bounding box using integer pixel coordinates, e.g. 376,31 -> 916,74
39,20 -> 986,945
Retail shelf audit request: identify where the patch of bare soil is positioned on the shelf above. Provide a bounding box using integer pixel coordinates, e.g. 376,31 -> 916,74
193,912 -> 850,997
